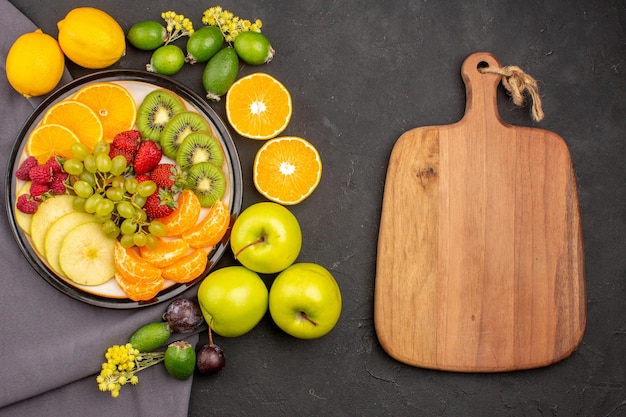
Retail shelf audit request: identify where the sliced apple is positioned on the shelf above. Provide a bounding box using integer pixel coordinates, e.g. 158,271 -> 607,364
59,222 -> 116,286
44,212 -> 97,276
30,195 -> 75,256
14,181 -> 33,234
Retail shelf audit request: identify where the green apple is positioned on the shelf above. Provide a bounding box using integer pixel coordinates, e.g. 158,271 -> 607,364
230,202 -> 302,274
269,263 -> 342,339
197,266 -> 269,337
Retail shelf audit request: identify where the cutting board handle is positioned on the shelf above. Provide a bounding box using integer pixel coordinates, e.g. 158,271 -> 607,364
460,52 -> 505,126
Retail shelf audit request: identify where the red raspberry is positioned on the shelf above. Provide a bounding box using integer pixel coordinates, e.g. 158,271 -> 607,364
29,164 -> 53,184
135,173 -> 151,183
51,172 -> 69,194
133,141 -> 162,175
111,130 -> 141,153
16,194 -> 39,214
15,156 -> 38,181
46,156 -> 63,173
29,182 -> 51,200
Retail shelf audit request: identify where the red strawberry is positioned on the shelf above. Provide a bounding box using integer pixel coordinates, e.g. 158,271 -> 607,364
111,130 -> 141,153
29,182 -> 50,200
109,146 -> 135,165
133,140 -> 162,175
144,189 -> 177,219
150,163 -> 187,192
15,156 -> 38,180
29,164 -> 53,184
50,172 -> 69,195
16,194 -> 39,214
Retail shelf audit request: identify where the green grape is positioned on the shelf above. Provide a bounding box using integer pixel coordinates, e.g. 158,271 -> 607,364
95,153 -> 112,173
110,155 -> 128,176
106,187 -> 125,201
63,158 -> 84,176
117,201 -> 136,219
136,209 -> 148,223
137,180 -> 157,197
93,140 -> 110,155
84,194 -> 103,213
148,220 -> 167,237
133,232 -> 148,247
125,178 -> 139,194
84,155 -> 97,173
102,220 -> 118,235
73,180 -> 94,198
71,142 -> 90,161
120,219 -> 138,235
133,195 -> 147,208
94,213 -> 112,223
120,234 -> 135,248
145,233 -> 159,250
72,196 -> 86,211
95,199 -> 115,217
79,171 -> 96,187
106,227 -> 121,240
112,176 -> 126,189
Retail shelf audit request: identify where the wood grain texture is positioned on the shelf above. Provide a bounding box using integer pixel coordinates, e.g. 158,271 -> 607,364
375,52 -> 585,372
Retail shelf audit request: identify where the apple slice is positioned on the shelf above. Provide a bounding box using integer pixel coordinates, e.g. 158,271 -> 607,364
14,181 -> 33,234
44,212 -> 97,276
29,194 -> 75,256
58,222 -> 116,286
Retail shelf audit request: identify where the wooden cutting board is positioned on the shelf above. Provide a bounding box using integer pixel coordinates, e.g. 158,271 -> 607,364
375,52 -> 585,372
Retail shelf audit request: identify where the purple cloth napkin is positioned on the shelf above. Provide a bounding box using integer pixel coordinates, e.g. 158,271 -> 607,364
0,1 -> 199,415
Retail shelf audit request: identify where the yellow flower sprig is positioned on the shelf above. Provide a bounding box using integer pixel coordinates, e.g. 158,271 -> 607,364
96,343 -> 165,398
202,6 -> 262,43
161,11 -> 195,45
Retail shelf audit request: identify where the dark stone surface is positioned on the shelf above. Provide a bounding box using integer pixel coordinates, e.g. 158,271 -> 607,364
10,0 -> 624,415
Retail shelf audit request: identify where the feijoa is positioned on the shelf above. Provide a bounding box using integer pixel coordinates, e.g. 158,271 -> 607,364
233,31 -> 275,65
147,44 -> 185,76
128,321 -> 172,352
127,20 -> 167,51
164,341 -> 197,380
202,47 -> 239,101
186,26 -> 224,64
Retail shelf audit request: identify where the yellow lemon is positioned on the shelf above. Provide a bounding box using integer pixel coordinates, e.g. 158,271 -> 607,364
5,29 -> 65,98
57,7 -> 126,69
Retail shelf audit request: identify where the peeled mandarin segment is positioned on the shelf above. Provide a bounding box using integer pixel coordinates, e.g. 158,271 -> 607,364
161,190 -> 202,236
73,82 -> 137,141
41,100 -> 104,151
225,72 -> 292,140
114,242 -> 162,283
181,200 -> 230,248
161,248 -> 208,283
138,237 -> 190,268
26,124 -> 80,164
253,136 -> 322,205
115,273 -> 164,301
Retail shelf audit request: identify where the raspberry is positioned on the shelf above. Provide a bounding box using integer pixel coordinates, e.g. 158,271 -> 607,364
29,164 -> 53,184
46,156 -> 63,173
135,173 -> 151,183
51,172 -> 69,194
16,156 -> 39,181
29,182 -> 50,200
16,194 -> 39,214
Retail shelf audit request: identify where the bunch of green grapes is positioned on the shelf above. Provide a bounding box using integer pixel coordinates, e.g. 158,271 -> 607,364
63,141 -> 166,249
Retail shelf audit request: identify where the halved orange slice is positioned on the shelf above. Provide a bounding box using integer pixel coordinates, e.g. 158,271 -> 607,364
26,123 -> 80,164
41,100 -> 103,151
181,200 -> 230,248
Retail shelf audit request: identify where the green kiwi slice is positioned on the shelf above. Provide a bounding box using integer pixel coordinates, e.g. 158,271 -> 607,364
160,111 -> 211,159
187,162 -> 226,207
137,89 -> 186,141
176,131 -> 224,170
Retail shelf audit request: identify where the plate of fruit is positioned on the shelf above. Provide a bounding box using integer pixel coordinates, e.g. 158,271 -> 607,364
6,69 -> 243,308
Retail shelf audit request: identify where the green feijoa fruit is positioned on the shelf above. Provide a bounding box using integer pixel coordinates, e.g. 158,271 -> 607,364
164,341 -> 197,380
202,47 -> 239,101
128,322 -> 172,352
147,44 -> 185,76
186,26 -> 224,64
127,20 -> 167,51
233,31 -> 275,65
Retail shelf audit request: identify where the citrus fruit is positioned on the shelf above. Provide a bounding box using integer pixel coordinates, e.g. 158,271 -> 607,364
114,242 -> 162,283
202,47 -> 239,101
147,44 -> 185,75
181,200 -> 230,248
138,237 -> 190,268
73,82 -> 137,141
253,136 -> 322,205
5,29 -> 65,98
115,273 -> 164,302
57,7 -> 125,69
233,31 -> 274,65
41,100 -> 104,151
186,26 -> 224,64
26,124 -> 80,164
161,190 -> 202,236
161,248 -> 208,283
225,72 -> 292,140
127,20 -> 166,51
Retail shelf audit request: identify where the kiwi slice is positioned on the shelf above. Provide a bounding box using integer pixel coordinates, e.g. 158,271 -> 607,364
176,131 -> 224,170
160,111 -> 211,159
137,90 -> 186,141
187,162 -> 226,207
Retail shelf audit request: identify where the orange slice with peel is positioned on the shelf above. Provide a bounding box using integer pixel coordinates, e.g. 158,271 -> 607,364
138,237 -> 190,268
161,248 -> 208,283
115,273 -> 164,302
114,242 -> 161,283
41,100 -> 103,151
181,200 -> 230,248
160,190 -> 202,236
26,123 -> 80,164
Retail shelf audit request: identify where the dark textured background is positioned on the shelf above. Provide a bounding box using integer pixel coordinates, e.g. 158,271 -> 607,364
10,0 -> 625,415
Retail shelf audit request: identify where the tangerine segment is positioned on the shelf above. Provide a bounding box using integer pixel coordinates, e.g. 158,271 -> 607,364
41,100 -> 104,151
115,273 -> 164,301
73,82 -> 137,141
114,242 -> 162,283
253,136 -> 322,205
26,123 -> 80,164
139,237 -> 190,268
161,248 -> 208,283
161,190 -> 202,236
225,72 -> 292,140
181,200 -> 230,248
